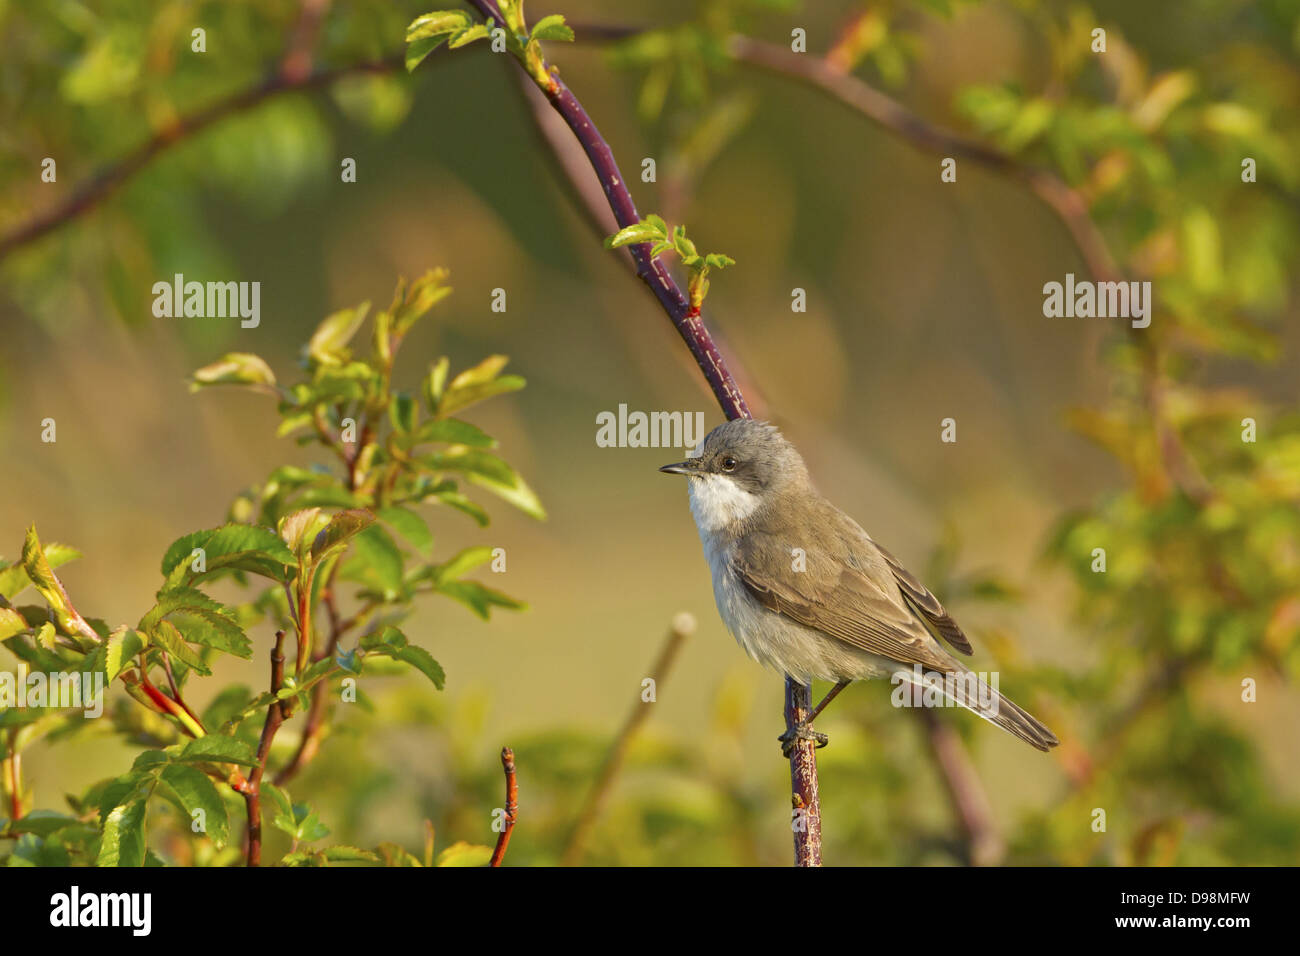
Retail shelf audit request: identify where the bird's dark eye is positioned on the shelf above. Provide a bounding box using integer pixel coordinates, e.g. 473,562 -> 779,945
721,456 -> 737,472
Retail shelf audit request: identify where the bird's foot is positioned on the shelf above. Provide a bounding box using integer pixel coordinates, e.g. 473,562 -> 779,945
778,723 -> 828,758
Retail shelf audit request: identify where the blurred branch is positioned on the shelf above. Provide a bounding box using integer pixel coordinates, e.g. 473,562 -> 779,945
244,630 -> 288,868
561,613 -> 694,866
2,730 -> 20,822
281,0 -> 332,84
465,0 -> 824,866
488,746 -> 518,867
917,710 -> 1004,866
0,56 -> 403,262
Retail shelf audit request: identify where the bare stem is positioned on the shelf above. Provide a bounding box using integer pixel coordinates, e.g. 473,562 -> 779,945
488,747 -> 518,867
245,630 -> 288,868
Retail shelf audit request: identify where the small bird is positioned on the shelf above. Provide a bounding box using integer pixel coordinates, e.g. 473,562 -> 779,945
660,419 -> 1058,756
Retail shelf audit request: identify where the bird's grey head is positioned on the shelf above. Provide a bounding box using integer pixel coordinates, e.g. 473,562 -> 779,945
659,420 -> 809,530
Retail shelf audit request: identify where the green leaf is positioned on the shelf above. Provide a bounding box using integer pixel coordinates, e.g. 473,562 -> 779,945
360,626 -> 445,689
424,357 -> 450,409
322,845 -> 380,864
161,524 -> 296,588
148,619 -> 211,674
531,14 -> 575,42
389,393 -> 417,435
449,23 -> 491,48
310,509 -> 376,565
466,466 -> 546,521
0,541 -> 80,600
170,735 -> 259,767
140,588 -> 251,660
374,506 -> 434,558
307,304 -> 370,366
415,418 -> 496,448
406,11 -> 473,42
97,796 -> 148,867
436,580 -> 526,620
188,353 -> 277,392
279,508 -> 327,557
106,627 -> 147,682
405,35 -> 445,72
0,606 -> 27,641
435,841 -> 493,866
605,222 -> 664,249
20,526 -> 96,643
339,525 -> 405,598
159,763 -> 230,847
431,546 -> 494,583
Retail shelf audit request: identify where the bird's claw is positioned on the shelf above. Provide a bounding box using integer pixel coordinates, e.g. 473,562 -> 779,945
778,724 -> 828,758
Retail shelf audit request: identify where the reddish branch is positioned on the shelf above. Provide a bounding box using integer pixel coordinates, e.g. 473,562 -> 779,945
488,746 -> 518,867
244,630 -> 288,867
463,0 -> 822,866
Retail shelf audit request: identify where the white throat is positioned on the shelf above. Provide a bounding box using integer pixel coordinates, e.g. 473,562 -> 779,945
687,473 -> 761,534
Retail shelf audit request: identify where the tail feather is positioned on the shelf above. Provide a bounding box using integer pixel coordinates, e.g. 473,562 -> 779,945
897,667 -> 1059,752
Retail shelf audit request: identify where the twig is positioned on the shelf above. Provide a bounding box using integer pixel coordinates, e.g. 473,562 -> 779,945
488,747 -> 518,867
244,630 -> 288,867
561,613 -> 694,866
465,0 -> 823,866
281,0 -> 332,84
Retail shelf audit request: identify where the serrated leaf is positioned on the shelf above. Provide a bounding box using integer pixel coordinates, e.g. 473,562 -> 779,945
159,763 -> 230,847
449,23 -> 490,48
161,524 -> 296,588
466,468 -> 546,521
97,796 -> 148,867
105,626 -> 147,683
605,223 -> 664,249
0,542 -> 81,600
531,14 -> 575,42
406,11 -> 472,42
171,735 -> 259,766
21,526 -> 96,643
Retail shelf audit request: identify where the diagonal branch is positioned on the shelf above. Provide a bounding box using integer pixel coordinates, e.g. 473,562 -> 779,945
0,57 -> 402,262
462,0 -> 823,867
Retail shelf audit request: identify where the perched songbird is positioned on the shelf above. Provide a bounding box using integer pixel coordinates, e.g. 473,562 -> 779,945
660,419 -> 1058,755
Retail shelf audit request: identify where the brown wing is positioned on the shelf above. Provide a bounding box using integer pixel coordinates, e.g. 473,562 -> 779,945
875,544 -> 974,656
732,526 -> 959,674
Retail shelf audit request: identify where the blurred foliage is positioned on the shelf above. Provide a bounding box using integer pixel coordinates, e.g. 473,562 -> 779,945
1,0 -> 1299,865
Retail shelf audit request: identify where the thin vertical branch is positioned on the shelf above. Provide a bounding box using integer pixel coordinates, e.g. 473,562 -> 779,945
462,0 -> 821,866
3,730 -> 21,822
561,613 -> 694,866
245,630 -> 288,868
488,747 -> 518,867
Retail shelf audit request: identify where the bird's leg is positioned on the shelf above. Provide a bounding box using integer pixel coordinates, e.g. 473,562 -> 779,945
778,680 -> 850,757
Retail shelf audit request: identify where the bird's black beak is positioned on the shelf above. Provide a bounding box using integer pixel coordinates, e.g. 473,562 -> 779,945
659,459 -> 698,476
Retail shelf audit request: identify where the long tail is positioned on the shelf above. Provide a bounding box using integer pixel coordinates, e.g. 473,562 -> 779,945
895,666 -> 1059,752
